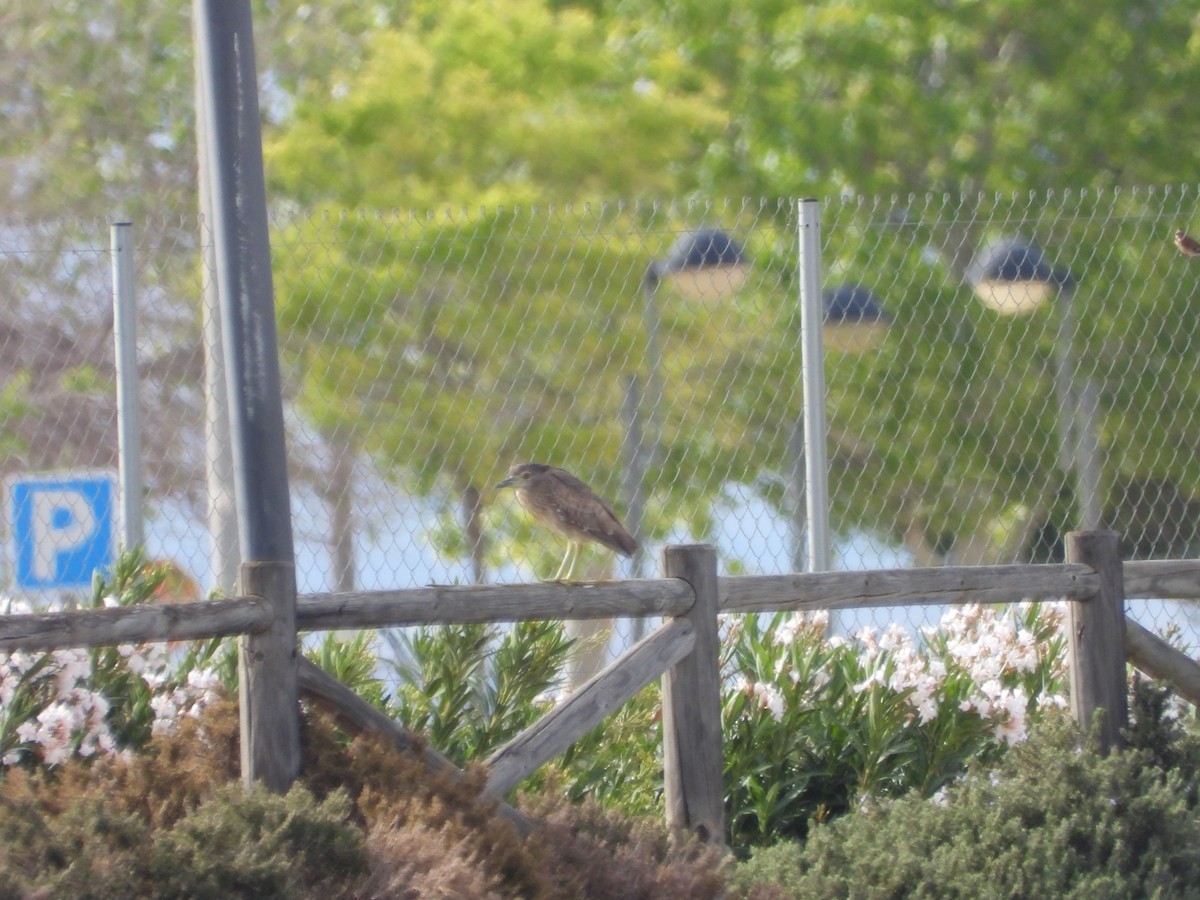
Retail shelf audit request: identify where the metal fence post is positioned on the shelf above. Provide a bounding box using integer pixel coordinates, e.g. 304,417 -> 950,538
799,198 -> 831,574
1065,530 -> 1127,752
110,221 -> 143,550
191,0 -> 241,598
661,543 -> 724,844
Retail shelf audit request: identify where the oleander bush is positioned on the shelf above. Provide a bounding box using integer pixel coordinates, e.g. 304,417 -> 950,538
730,679 -> 1200,899
719,603 -> 1067,849
397,603 -> 1071,852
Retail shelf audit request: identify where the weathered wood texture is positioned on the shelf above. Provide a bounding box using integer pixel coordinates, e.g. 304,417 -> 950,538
1125,619 -> 1200,708
485,619 -> 696,799
661,544 -> 724,844
296,578 -> 694,630
297,657 -> 531,836
1066,532 -> 1127,752
0,561 -> 1114,652
719,564 -> 1099,614
238,561 -> 301,791
1124,559 -> 1200,599
0,597 -> 272,653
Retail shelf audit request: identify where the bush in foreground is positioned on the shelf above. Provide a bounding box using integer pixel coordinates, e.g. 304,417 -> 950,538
0,700 -> 738,899
731,681 -> 1200,899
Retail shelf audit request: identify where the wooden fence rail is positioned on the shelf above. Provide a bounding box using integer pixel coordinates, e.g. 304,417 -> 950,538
2,532 -> 1200,843
0,565 -> 1108,654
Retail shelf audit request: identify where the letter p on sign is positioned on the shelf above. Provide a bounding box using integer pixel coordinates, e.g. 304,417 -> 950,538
7,472 -> 117,591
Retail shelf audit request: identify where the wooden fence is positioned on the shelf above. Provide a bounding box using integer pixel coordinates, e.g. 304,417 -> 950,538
4,530 -> 1200,843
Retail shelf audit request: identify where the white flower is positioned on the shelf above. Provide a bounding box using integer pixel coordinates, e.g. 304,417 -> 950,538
747,681 -> 786,721
53,649 -> 90,693
853,669 -> 886,693
774,613 -> 804,646
914,693 -> 939,724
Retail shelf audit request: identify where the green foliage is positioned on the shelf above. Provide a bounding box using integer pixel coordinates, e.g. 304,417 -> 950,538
731,682 -> 1200,899
265,0 -> 724,209
152,785 -> 367,900
550,684 -> 664,819
390,620 -> 573,762
382,601 -> 1069,856
720,604 -> 1067,850
0,778 -> 367,899
305,630 -> 390,713
619,0 -> 1200,198
86,551 -> 229,750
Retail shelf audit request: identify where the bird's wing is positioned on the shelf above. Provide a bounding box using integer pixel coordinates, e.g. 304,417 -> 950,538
547,468 -> 639,556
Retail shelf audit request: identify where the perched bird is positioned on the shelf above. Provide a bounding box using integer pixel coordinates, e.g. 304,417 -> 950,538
495,463 -> 638,582
1175,228 -> 1200,257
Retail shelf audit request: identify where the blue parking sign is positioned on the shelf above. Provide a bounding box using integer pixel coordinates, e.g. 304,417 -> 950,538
7,472 -> 117,591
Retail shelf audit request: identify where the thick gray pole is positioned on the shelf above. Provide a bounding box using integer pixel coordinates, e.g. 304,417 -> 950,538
798,199 -> 831,573
193,0 -> 293,565
194,0 -> 298,791
110,222 -> 144,550
191,2 -> 241,596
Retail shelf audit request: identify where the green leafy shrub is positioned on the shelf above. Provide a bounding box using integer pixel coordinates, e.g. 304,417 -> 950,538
388,603 -> 1069,855
390,620 -> 572,761
721,603 -> 1067,849
730,681 -> 1200,899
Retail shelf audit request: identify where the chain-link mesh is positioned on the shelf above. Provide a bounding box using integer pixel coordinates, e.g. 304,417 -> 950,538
3,188 -> 1200,661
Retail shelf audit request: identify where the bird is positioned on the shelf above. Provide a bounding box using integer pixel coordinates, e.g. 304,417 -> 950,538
1175,228 -> 1200,257
495,463 -> 638,582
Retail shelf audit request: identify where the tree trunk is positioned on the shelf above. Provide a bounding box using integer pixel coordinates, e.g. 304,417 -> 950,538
463,482 -> 487,585
324,434 -> 357,593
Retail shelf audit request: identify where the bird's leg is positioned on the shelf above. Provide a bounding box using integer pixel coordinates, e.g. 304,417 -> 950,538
550,541 -> 576,582
565,541 -> 584,582
554,541 -> 583,583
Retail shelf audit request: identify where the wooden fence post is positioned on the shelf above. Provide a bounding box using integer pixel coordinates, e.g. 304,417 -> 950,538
1065,530 -> 1127,752
238,560 -> 301,790
661,544 -> 724,844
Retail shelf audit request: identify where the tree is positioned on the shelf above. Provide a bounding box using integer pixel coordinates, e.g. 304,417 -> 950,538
613,0 -> 1200,561
0,0 -> 407,587
266,0 -> 728,581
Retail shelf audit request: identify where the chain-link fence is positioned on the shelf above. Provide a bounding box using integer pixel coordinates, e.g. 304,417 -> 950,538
3,187 -> 1200,662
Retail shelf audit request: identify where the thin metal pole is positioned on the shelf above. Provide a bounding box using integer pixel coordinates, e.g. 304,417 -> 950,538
621,373 -> 648,641
1054,284 -> 1102,530
642,268 -> 665,474
799,199 -> 831,573
110,222 -> 143,550
787,420 -> 806,573
193,0 -> 294,565
621,373 -> 648,581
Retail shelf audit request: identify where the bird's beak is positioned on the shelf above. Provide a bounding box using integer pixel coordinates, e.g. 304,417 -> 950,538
495,476 -> 516,490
